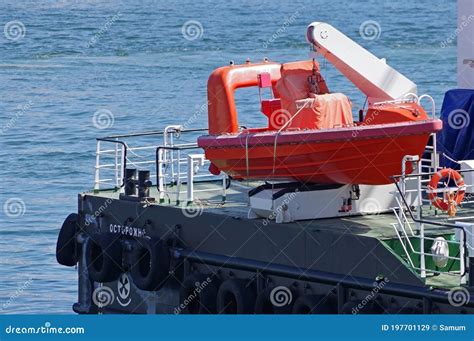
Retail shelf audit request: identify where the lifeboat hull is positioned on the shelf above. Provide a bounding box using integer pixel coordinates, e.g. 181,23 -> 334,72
198,120 -> 443,185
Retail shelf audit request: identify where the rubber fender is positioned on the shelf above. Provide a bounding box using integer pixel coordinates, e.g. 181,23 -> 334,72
56,213 -> 79,266
178,273 -> 218,314
85,232 -> 123,283
216,279 -> 256,314
342,299 -> 385,314
129,238 -> 170,291
292,294 -> 336,314
254,287 -> 294,314
384,306 -> 422,314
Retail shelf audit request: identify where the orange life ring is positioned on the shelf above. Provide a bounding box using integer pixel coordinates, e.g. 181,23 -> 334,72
428,168 -> 465,211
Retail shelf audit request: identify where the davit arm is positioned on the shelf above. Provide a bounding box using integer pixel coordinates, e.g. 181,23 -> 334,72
306,22 -> 417,104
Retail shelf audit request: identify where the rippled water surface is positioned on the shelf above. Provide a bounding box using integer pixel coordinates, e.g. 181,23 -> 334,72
0,0 -> 458,313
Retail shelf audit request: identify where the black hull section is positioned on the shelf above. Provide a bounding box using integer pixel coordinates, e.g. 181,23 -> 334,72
69,194 -> 473,314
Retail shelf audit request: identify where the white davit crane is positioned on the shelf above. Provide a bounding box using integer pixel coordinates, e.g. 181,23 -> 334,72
306,22 -> 417,105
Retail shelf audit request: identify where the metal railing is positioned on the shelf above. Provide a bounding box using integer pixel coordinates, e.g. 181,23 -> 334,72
94,126 -> 208,192
155,144 -> 227,204
372,93 -> 436,119
391,155 -> 474,285
94,124 -> 227,206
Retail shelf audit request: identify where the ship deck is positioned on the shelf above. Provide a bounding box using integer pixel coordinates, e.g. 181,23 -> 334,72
87,179 -> 474,290
90,179 -> 474,241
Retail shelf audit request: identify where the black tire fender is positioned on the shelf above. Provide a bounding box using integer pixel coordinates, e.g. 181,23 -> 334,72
85,233 -> 123,282
341,299 -> 385,314
178,273 -> 218,314
216,279 -> 256,314
130,238 -> 170,291
254,287 -> 294,314
384,306 -> 420,314
56,213 -> 79,266
292,294 -> 336,314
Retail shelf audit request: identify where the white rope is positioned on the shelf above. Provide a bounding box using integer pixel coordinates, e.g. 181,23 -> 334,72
272,101 -> 311,176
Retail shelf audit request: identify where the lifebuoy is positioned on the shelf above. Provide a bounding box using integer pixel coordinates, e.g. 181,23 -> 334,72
428,168 -> 465,211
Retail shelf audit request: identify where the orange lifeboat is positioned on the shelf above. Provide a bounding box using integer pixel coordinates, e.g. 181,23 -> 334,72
198,60 -> 443,185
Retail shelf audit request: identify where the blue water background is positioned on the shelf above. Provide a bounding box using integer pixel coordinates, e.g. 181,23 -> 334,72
0,0 -> 457,313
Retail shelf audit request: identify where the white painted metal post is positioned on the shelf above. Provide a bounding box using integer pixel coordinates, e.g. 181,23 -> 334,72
222,173 -> 227,201
432,133 -> 438,172
460,229 -> 466,285
120,144 -> 125,194
158,148 -> 165,201
163,125 -> 182,183
186,154 -> 205,204
187,155 -> 194,203
417,160 -> 426,279
94,140 -> 101,191
114,140 -> 119,187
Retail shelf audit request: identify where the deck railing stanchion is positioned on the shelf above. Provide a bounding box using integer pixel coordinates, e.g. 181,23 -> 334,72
460,229 -> 466,285
222,173 -> 227,202
94,140 -> 101,191
120,144 -> 125,193
114,139 -> 119,187
158,148 -> 165,202
187,155 -> 194,204
417,161 -> 426,279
